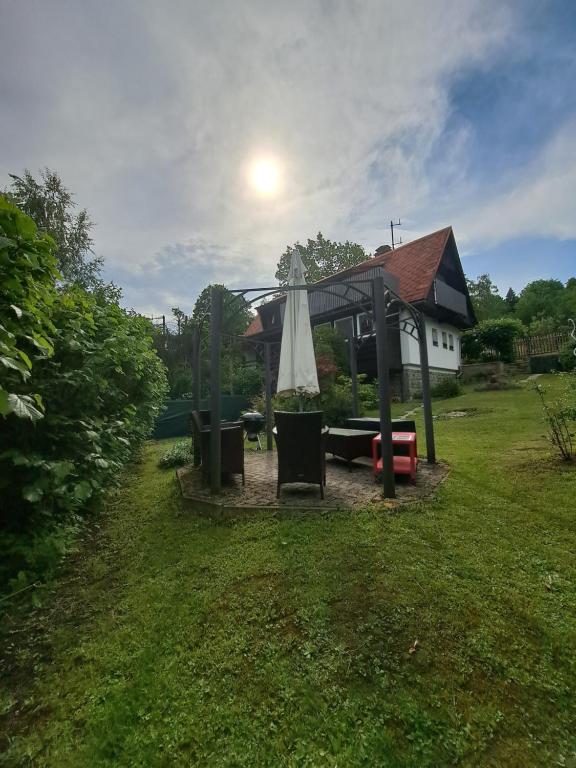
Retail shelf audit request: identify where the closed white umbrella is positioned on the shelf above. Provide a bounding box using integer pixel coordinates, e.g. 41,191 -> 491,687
276,250 -> 320,403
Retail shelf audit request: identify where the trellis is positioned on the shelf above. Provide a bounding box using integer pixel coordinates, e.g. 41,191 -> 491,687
189,275 -> 436,499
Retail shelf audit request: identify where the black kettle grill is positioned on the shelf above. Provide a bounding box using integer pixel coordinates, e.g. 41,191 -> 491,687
241,412 -> 266,450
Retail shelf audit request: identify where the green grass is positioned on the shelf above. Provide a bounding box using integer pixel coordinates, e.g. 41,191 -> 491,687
1,377 -> 575,766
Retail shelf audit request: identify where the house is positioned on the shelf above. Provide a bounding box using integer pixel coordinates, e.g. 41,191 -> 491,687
245,226 -> 476,400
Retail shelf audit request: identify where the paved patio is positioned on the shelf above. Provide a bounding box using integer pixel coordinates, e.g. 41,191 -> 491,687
177,450 -> 449,512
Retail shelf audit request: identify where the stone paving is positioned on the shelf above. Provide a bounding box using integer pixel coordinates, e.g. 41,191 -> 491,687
177,450 -> 449,513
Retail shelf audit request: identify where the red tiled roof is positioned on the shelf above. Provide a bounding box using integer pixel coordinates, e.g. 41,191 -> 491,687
315,226 -> 452,303
377,226 -> 452,302
245,226 -> 454,336
245,314 -> 263,336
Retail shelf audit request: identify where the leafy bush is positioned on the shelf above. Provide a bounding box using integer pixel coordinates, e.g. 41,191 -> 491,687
535,378 -> 574,461
462,317 -> 525,363
0,196 -> 59,420
158,441 -> 192,468
233,364 -> 264,398
558,340 -> 576,372
431,377 -> 462,399
1,201 -> 168,592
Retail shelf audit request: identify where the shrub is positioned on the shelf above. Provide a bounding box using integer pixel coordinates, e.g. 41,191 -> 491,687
0,196 -> 59,420
158,441 -> 192,468
431,377 -> 462,399
233,364 -> 264,398
535,380 -> 574,461
462,317 -> 525,363
0,274 -> 168,592
558,340 -> 576,372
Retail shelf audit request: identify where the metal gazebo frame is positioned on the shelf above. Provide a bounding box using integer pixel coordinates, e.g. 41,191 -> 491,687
190,275 -> 436,500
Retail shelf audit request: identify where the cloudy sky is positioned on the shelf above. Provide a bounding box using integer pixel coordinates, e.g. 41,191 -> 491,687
1,0 -> 575,315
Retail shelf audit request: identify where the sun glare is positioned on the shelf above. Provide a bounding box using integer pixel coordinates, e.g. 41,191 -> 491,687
248,158 -> 281,196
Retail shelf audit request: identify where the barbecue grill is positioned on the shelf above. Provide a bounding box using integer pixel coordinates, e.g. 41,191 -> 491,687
241,411 -> 266,450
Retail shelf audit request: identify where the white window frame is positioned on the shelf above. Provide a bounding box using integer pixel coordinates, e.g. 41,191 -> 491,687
432,328 -> 439,347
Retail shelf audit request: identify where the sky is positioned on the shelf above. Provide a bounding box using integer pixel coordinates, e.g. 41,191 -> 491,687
1,0 -> 575,316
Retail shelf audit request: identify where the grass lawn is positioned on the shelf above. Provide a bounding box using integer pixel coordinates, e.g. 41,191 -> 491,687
1,376 -> 575,767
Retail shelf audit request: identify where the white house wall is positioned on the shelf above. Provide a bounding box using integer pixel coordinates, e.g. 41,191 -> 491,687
399,310 -> 461,371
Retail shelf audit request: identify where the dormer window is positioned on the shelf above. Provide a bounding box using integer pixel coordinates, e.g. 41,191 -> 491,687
432,328 -> 439,347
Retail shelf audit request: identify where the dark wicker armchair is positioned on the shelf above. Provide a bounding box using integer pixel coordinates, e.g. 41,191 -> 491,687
191,411 -> 245,485
274,411 -> 327,498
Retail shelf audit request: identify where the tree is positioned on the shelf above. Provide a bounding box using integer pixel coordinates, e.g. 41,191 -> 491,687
515,279 -> 566,326
275,232 -> 368,285
505,287 -> 518,313
5,169 -> 103,290
192,285 -> 253,396
192,284 -> 252,336
466,274 -> 507,322
461,317 -> 524,363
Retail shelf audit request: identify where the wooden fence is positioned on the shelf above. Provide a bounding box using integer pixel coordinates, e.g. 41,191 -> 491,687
513,332 -> 569,360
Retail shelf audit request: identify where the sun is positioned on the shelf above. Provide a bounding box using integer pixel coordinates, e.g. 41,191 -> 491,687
248,157 -> 281,197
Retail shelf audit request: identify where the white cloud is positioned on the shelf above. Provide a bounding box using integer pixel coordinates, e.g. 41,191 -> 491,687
0,0 -> 528,312
456,120 -> 576,248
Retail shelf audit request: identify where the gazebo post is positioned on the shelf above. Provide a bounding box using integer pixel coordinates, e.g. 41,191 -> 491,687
349,336 -> 358,418
210,286 -> 223,494
373,276 -> 395,498
192,325 -> 201,467
417,314 -> 436,464
264,341 -> 273,451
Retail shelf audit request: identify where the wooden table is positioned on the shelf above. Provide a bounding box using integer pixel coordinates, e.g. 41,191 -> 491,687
325,428 -> 379,470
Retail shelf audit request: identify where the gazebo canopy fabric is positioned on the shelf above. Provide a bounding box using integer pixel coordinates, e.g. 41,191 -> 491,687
276,251 -> 320,398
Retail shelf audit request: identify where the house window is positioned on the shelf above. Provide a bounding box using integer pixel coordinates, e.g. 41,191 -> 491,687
442,331 -> 448,349
357,312 -> 373,336
449,333 -> 454,351
432,328 -> 439,347
334,316 -> 354,340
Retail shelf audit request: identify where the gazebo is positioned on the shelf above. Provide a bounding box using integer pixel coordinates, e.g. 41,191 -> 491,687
189,271 -> 436,500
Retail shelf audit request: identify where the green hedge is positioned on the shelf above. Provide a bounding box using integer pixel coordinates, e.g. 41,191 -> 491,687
0,198 -> 168,594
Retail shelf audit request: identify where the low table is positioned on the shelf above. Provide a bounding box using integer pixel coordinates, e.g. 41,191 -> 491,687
372,432 -> 418,482
325,428 -> 379,470
347,417 -> 416,433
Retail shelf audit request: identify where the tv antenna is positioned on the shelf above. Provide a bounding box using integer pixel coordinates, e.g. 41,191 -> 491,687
390,219 -> 402,249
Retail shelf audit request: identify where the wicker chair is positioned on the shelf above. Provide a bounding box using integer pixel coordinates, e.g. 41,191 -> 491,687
191,411 -> 245,485
274,411 -> 327,499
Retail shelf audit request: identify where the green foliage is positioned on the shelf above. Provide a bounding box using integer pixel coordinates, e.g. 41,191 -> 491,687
515,279 -> 566,325
158,440 -> 192,469
0,280 -> 168,592
192,285 -> 252,397
504,287 -> 518,312
558,339 -> 576,372
466,274 -> 507,321
167,364 -> 193,399
462,317 -> 524,363
431,377 -> 462,399
534,377 -> 574,461
0,195 -> 59,420
312,325 -> 348,375
276,232 -> 367,285
5,169 -> 103,290
233,364 -> 264,398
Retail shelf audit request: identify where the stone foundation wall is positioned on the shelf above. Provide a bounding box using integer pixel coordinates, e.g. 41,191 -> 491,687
401,365 -> 456,400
